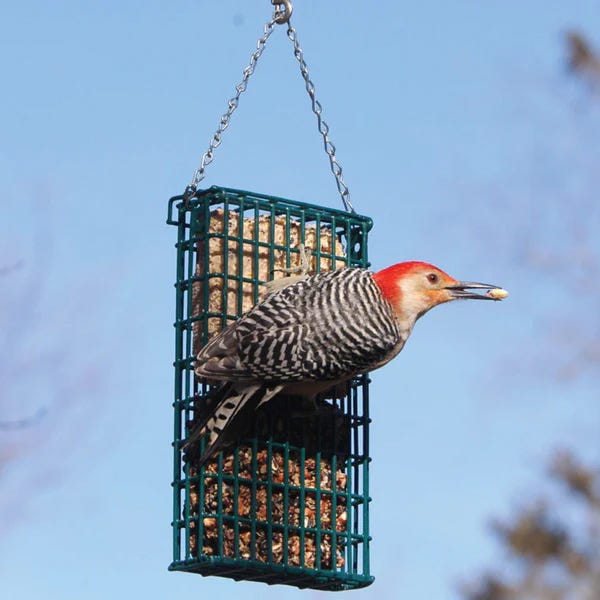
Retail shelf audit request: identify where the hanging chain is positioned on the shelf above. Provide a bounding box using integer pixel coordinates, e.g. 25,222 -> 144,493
186,18 -> 278,196
186,1 -> 355,214
285,24 -> 354,213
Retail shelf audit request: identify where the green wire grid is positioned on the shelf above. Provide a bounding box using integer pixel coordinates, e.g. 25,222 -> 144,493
167,186 -> 374,591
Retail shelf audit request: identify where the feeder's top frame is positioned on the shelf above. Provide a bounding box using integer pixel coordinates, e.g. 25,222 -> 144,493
185,0 -> 355,214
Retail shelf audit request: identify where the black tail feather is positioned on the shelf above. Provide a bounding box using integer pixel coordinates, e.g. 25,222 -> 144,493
183,383 -> 283,467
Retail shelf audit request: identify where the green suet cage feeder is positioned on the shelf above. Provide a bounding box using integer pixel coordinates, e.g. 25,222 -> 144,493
168,186 -> 374,590
167,1 -> 375,589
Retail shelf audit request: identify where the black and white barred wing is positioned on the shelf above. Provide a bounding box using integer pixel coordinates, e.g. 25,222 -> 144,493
251,268 -> 402,381
196,268 -> 401,384
195,321 -> 251,381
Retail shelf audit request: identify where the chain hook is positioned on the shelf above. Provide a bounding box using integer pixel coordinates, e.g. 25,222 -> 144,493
272,0 -> 293,25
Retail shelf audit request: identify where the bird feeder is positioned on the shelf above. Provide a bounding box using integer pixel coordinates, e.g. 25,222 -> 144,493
168,1 -> 375,590
168,186 -> 374,590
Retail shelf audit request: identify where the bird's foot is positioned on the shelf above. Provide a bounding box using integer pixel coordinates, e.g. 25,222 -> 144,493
276,244 -> 312,277
262,245 -> 312,294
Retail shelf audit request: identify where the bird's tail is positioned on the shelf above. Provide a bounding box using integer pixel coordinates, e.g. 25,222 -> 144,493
183,383 -> 283,467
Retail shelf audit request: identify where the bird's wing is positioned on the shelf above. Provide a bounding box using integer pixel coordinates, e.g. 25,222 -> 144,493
195,277 -> 308,381
195,321 -> 254,381
195,268 -> 400,383
195,320 -> 309,382
237,321 -> 397,382
197,317 -> 396,383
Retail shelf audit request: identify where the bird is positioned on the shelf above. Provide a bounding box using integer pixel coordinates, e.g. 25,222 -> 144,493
186,261 -> 507,465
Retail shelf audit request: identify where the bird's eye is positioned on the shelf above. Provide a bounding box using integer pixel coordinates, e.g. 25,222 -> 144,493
427,273 -> 439,284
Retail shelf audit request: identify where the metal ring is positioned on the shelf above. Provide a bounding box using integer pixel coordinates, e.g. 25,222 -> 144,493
272,0 -> 292,24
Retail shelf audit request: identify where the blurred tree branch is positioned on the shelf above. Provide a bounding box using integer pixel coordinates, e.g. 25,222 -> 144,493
566,31 -> 600,91
459,29 -> 600,600
0,195 -> 107,530
461,451 -> 600,600
0,261 -> 47,432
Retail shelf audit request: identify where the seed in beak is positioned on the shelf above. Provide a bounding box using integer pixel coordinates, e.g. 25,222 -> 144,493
486,288 -> 509,300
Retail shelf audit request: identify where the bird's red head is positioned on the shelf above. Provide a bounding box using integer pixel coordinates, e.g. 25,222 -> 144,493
373,261 -> 502,326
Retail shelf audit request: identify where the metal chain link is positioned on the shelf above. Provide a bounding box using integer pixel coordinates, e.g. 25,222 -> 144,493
186,18 -> 278,196
285,23 -> 355,213
187,1 -> 355,214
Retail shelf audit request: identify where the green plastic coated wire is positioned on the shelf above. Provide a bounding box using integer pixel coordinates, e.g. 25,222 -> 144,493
168,186 -> 373,590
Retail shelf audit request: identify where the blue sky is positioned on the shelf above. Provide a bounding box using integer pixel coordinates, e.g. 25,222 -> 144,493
1,2 -> 599,599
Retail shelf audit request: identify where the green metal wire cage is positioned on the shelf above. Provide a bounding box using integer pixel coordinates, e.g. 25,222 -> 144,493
167,186 -> 374,590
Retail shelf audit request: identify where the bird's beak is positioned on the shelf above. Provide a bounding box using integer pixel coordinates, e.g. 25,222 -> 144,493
445,281 -> 503,300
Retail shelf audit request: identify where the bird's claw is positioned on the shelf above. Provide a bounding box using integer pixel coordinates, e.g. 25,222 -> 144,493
263,245 -> 313,294
274,244 -> 312,276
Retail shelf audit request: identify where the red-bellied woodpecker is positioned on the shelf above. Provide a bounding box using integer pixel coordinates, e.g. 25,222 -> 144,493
187,261 -> 507,464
